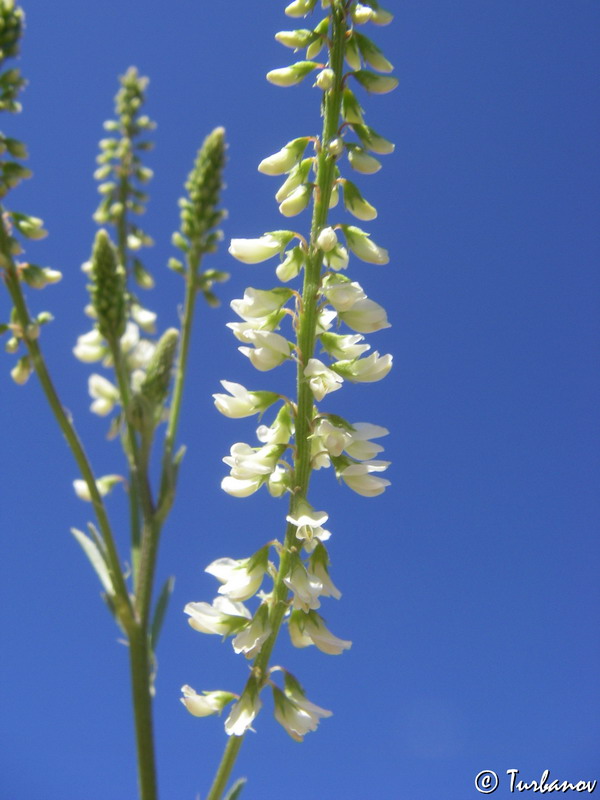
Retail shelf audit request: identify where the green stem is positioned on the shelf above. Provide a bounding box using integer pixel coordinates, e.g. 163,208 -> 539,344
129,627 -> 159,800
205,5 -> 348,798
0,212 -> 134,631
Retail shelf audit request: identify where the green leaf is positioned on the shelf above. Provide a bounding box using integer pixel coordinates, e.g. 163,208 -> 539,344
150,576 -> 175,651
71,527 -> 114,596
223,777 -> 247,800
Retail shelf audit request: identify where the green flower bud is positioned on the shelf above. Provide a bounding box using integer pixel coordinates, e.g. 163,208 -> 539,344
139,327 -> 179,415
352,69 -> 398,95
89,230 -> 127,340
267,61 -> 319,87
353,31 -> 394,73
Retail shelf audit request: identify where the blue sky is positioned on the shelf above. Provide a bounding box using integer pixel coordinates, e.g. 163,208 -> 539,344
1,1 -> 599,798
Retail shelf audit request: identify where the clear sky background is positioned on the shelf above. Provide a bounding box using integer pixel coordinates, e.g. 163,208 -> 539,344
1,2 -> 599,799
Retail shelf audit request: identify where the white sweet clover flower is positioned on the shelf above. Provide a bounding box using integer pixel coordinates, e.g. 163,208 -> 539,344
205,546 -> 269,602
267,465 -> 292,498
308,543 -> 341,600
180,686 -> 236,718
345,422 -> 389,460
288,610 -> 352,655
276,245 -> 304,282
275,159 -> 313,203
319,331 -> 370,360
131,303 -> 157,334
332,350 -> 393,383
73,329 -> 106,363
321,274 -> 366,311
73,474 -> 122,502
266,61 -> 320,88
323,243 -> 349,271
256,404 -> 293,445
284,553 -> 324,611
272,684 -> 332,741
347,144 -> 382,174
316,307 -> 338,333
278,183 -> 312,217
230,287 -> 292,322
229,231 -> 296,264
304,357 -> 343,401
232,603 -> 272,658
287,500 -> 332,550
88,373 -> 119,416
258,137 -> 311,176
184,597 -> 251,636
338,297 -> 391,333
316,226 -> 338,252
341,224 -> 389,264
213,380 -> 279,419
222,442 -> 285,497
224,684 -> 262,737
340,460 -> 391,497
238,330 -> 293,371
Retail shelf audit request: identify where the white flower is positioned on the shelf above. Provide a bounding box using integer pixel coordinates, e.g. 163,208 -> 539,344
258,137 -> 310,176
221,475 -> 263,498
73,474 -> 122,502
224,688 -> 262,737
304,358 -> 343,401
180,686 -> 235,718
184,596 -> 251,636
289,610 -> 352,654
323,243 -> 349,271
205,552 -> 267,602
231,287 -> 290,321
345,422 -> 389,460
266,61 -> 319,88
333,351 -> 393,383
284,555 -> 323,611
223,442 -> 283,480
352,3 -> 374,23
278,183 -> 311,217
276,246 -> 304,282
319,332 -> 370,360
73,329 -> 105,363
88,373 -> 119,416
308,548 -> 341,599
131,304 -> 157,334
339,297 -> 390,332
348,146 -> 382,174
313,418 -> 352,457
213,380 -> 278,419
256,405 -> 293,445
272,686 -> 332,741
342,225 -> 389,264
315,68 -> 334,90
229,232 -> 294,264
286,499 -> 329,529
284,0 -> 316,17
321,276 -> 366,311
239,330 -> 292,371
267,466 -> 291,497
232,604 -> 271,658
341,460 -> 391,497
316,226 -> 338,252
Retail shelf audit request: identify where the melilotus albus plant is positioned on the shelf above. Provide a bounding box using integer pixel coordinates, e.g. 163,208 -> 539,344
180,1 -> 396,797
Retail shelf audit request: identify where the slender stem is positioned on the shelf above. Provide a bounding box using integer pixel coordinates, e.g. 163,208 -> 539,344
0,213 -> 134,631
158,246 -> 201,521
128,627 -> 159,800
206,6 -> 348,797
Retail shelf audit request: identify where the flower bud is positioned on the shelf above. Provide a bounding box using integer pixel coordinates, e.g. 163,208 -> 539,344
353,69 -> 398,95
341,88 -> 364,124
347,145 -> 382,174
278,183 -> 311,217
339,297 -> 391,332
89,230 -> 127,341
138,328 -> 179,415
342,179 -> 377,220
10,355 -> 31,385
275,158 -> 313,202
341,225 -> 389,264
315,68 -> 334,90
266,61 -> 319,87
276,245 -> 304,282
352,3 -> 374,24
323,243 -> 349,271
352,123 -> 395,155
258,137 -> 311,176
284,0 -> 317,18
316,226 -> 338,252
304,358 -> 343,401
353,31 -> 394,72
180,686 -> 236,718
275,29 -> 314,49
229,231 -> 295,264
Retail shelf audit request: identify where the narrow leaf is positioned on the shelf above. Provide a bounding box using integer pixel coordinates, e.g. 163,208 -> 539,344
71,527 -> 114,595
150,576 -> 175,651
223,777 -> 247,800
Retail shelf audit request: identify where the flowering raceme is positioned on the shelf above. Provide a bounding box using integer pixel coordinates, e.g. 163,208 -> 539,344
183,0 -> 395,766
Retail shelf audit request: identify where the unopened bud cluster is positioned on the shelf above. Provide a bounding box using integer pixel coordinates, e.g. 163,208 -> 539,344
184,0 -> 395,743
